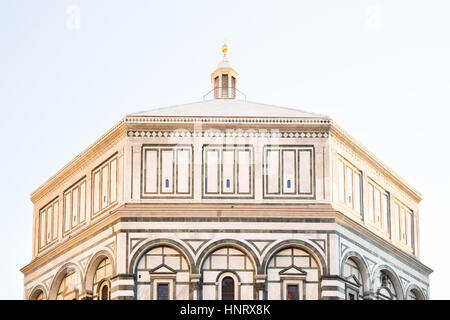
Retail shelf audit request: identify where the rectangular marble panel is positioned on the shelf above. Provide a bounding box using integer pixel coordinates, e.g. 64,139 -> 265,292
110,159 -> 117,203
145,149 -> 158,193
228,255 -> 246,269
101,165 -> 109,208
93,171 -> 100,214
237,150 -> 250,194
298,150 -> 312,194
222,150 -> 235,193
79,182 -> 86,223
52,202 -> 58,240
266,150 -> 280,194
72,187 -> 79,228
176,284 -> 189,300
46,206 -> 52,243
176,149 -> 190,194
206,150 -> 219,194
240,285 -> 254,300
161,149 -> 174,193
64,192 -> 71,232
282,150 -> 296,194
39,210 -> 46,248
202,285 -> 216,300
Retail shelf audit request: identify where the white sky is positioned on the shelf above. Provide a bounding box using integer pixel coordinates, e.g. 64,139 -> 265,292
0,0 -> 449,299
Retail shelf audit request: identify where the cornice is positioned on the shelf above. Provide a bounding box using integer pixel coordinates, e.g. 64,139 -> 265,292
21,207 -> 122,275
328,120 -> 422,202
21,203 -> 432,277
30,118 -> 128,203
29,113 -> 421,210
124,115 -> 331,125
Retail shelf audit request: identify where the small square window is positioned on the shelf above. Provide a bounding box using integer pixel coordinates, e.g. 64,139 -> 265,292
157,283 -> 169,300
287,284 -> 299,300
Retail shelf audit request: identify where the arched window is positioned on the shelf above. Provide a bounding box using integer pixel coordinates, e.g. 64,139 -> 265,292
56,270 -> 81,300
93,258 -> 112,300
201,247 -> 254,300
221,276 -> 235,300
100,282 -> 110,300
408,290 -> 419,300
265,247 -> 321,300
36,291 -> 44,300
135,246 -> 190,300
378,271 -> 398,300
343,258 -> 364,300
30,289 -> 45,300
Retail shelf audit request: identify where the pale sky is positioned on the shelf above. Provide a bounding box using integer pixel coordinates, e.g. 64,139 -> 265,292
1,0 -> 449,299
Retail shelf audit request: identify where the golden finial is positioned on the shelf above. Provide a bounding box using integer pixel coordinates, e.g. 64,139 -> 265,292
222,40 -> 228,57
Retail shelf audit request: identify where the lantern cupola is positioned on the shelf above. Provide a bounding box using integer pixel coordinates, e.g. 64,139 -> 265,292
211,42 -> 239,99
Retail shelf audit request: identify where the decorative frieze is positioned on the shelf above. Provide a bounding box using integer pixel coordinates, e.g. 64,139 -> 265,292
128,130 -> 329,139
125,116 -> 331,125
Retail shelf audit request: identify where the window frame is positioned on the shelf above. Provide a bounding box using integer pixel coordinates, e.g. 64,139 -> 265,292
281,278 -> 305,300
63,177 -> 87,236
38,197 -> 59,252
366,179 -> 390,234
337,156 -> 362,216
217,272 -> 240,300
393,199 -> 414,249
91,154 -> 118,218
151,278 -> 175,300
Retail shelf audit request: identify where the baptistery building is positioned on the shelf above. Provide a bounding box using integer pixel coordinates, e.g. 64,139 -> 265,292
21,45 -> 431,300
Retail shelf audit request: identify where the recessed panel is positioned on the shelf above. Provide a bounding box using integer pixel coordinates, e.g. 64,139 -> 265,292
52,202 -> 58,240
93,171 -> 100,214
161,150 -> 174,193
145,150 -> 158,194
203,145 -> 254,198
237,150 -> 250,194
206,149 -> 219,194
141,145 -> 193,198
110,159 -> 117,203
282,150 -> 296,194
368,184 -> 374,222
72,187 -> 79,228
353,172 -> 361,213
101,166 -> 109,208
266,150 -> 280,194
64,192 -> 71,232
345,166 -> 353,206
46,206 -> 52,243
39,211 -> 46,248
374,188 -> 381,224
263,145 -> 315,199
79,182 -> 86,223
176,149 -> 190,194
222,150 -> 234,193
338,160 -> 345,203
298,150 -> 312,194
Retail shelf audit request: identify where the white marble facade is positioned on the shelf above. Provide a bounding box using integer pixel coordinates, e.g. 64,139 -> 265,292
22,48 -> 431,301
